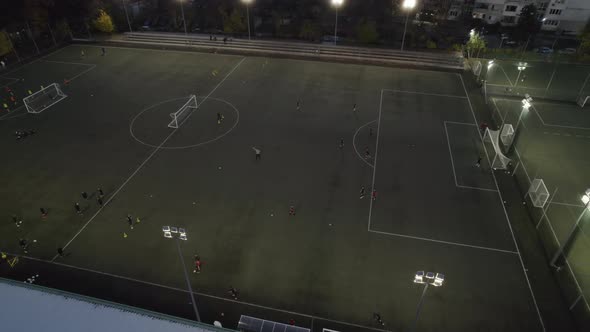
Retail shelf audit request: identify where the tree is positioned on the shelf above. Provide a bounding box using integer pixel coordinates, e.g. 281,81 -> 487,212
220,7 -> 245,34
466,31 -> 486,58
299,20 -> 320,41
514,4 -> 540,42
0,30 -> 14,57
356,19 -> 379,44
93,9 -> 115,33
579,19 -> 590,54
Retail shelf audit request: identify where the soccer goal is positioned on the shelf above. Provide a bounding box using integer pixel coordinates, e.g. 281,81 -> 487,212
577,95 -> 589,108
23,83 -> 67,114
168,95 -> 198,129
527,178 -> 549,208
500,123 -> 515,148
483,128 -> 512,170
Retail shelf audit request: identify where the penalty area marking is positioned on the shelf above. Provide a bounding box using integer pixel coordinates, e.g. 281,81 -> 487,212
129,96 -> 239,150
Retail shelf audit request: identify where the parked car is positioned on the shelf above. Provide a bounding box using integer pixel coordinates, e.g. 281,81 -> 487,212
558,48 -> 577,54
535,47 -> 554,54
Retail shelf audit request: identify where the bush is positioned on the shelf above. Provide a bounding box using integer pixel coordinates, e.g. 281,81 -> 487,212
426,39 -> 436,49
93,9 -> 115,33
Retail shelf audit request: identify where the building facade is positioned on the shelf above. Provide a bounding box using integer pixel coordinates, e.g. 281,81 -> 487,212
472,0 -> 590,34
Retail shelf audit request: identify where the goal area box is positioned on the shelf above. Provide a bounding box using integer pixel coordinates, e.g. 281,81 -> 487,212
23,83 -> 67,114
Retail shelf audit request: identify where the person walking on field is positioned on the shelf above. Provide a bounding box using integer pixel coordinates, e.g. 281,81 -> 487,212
475,156 -> 482,168
40,207 -> 47,218
289,206 -> 296,216
101,47 -> 106,56
97,188 -> 104,197
74,203 -> 81,215
339,138 -> 344,149
252,147 -> 261,161
371,189 -> 377,201
193,255 -> 202,273
81,191 -> 88,200
359,186 -> 366,199
97,197 -> 103,207
228,286 -> 239,300
217,112 -> 224,125
353,103 -> 357,112
127,214 -> 134,229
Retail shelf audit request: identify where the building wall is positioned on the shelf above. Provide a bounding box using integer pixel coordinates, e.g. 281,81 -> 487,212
473,0 -> 590,35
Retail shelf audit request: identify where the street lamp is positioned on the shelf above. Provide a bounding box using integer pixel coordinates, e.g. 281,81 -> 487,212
162,226 -> 201,321
515,62 -> 527,87
412,270 -> 444,332
401,0 -> 416,51
550,189 -> 590,267
331,0 -> 344,45
122,0 -> 133,33
242,0 -> 253,40
178,0 -> 188,40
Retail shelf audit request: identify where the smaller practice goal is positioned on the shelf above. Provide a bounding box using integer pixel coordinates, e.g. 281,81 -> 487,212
578,95 -> 589,108
23,83 -> 67,114
168,95 -> 198,129
483,127 -> 512,170
527,178 -> 549,208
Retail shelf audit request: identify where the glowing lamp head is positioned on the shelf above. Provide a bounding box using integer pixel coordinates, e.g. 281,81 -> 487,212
582,189 -> 590,206
403,0 -> 416,9
487,60 -> 494,70
331,0 -> 344,7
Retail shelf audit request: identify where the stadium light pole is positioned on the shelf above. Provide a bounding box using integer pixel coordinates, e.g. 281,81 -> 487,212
242,0 -> 253,40
162,226 -> 201,322
550,189 -> 590,267
514,62 -> 527,87
412,271 -> 444,332
122,0 -> 133,33
178,0 -> 188,39
331,0 -> 344,45
25,21 -> 40,55
401,0 -> 416,51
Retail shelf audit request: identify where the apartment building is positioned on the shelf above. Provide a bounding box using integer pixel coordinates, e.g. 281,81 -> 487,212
472,0 -> 590,34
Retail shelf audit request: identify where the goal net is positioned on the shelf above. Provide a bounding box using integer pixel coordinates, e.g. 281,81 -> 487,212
528,178 -> 549,208
483,128 -> 512,170
500,123 -> 515,149
168,95 -> 198,129
23,83 -> 67,114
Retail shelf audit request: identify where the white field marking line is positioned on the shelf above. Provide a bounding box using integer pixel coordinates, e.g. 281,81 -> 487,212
444,120 -> 476,126
352,120 -> 376,168
367,90 -> 384,231
514,148 -> 532,184
0,105 -> 26,120
41,60 -> 95,67
551,201 -> 585,208
3,253 -> 390,332
443,121 -> 460,188
0,77 -> 20,89
444,122 -> 498,193
531,104 -> 590,131
381,88 -> 467,99
53,57 -> 247,261
538,187 -> 558,229
458,73 -> 546,332
0,46 -> 68,78
368,230 -> 518,254
68,64 -> 97,82
456,184 -> 498,192
498,64 -> 514,87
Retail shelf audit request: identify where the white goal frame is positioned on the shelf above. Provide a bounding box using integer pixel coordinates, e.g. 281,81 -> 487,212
168,95 -> 198,129
23,83 -> 67,114
527,178 -> 549,208
578,95 -> 589,108
483,127 -> 512,170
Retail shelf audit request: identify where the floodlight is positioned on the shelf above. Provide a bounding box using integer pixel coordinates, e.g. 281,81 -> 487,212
331,0 -> 344,7
487,60 -> 494,70
403,0 -> 416,9
242,0 -> 253,3
469,29 -> 475,37
582,189 -> 590,205
414,271 -> 425,284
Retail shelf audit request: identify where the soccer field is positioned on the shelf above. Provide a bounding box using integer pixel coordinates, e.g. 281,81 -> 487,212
0,45 -> 544,331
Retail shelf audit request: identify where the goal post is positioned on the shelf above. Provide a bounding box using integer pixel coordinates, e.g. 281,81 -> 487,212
168,94 -> 198,129
577,95 -> 589,108
483,127 -> 512,170
23,83 -> 67,114
527,178 -> 549,208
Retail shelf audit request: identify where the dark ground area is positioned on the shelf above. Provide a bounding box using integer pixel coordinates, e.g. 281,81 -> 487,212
0,44 -> 577,331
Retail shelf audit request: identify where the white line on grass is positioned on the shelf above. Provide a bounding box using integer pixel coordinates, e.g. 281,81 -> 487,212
352,120 -> 376,168
458,73 -> 546,332
68,64 -> 97,82
79,44 -> 242,59
368,230 -> 517,254
531,104 -> 590,130
41,60 -> 96,67
4,252 -> 390,332
444,121 -> 476,126
367,90 -> 384,231
456,184 -> 498,192
498,64 -> 514,87
382,88 -> 467,99
53,57 -> 247,261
